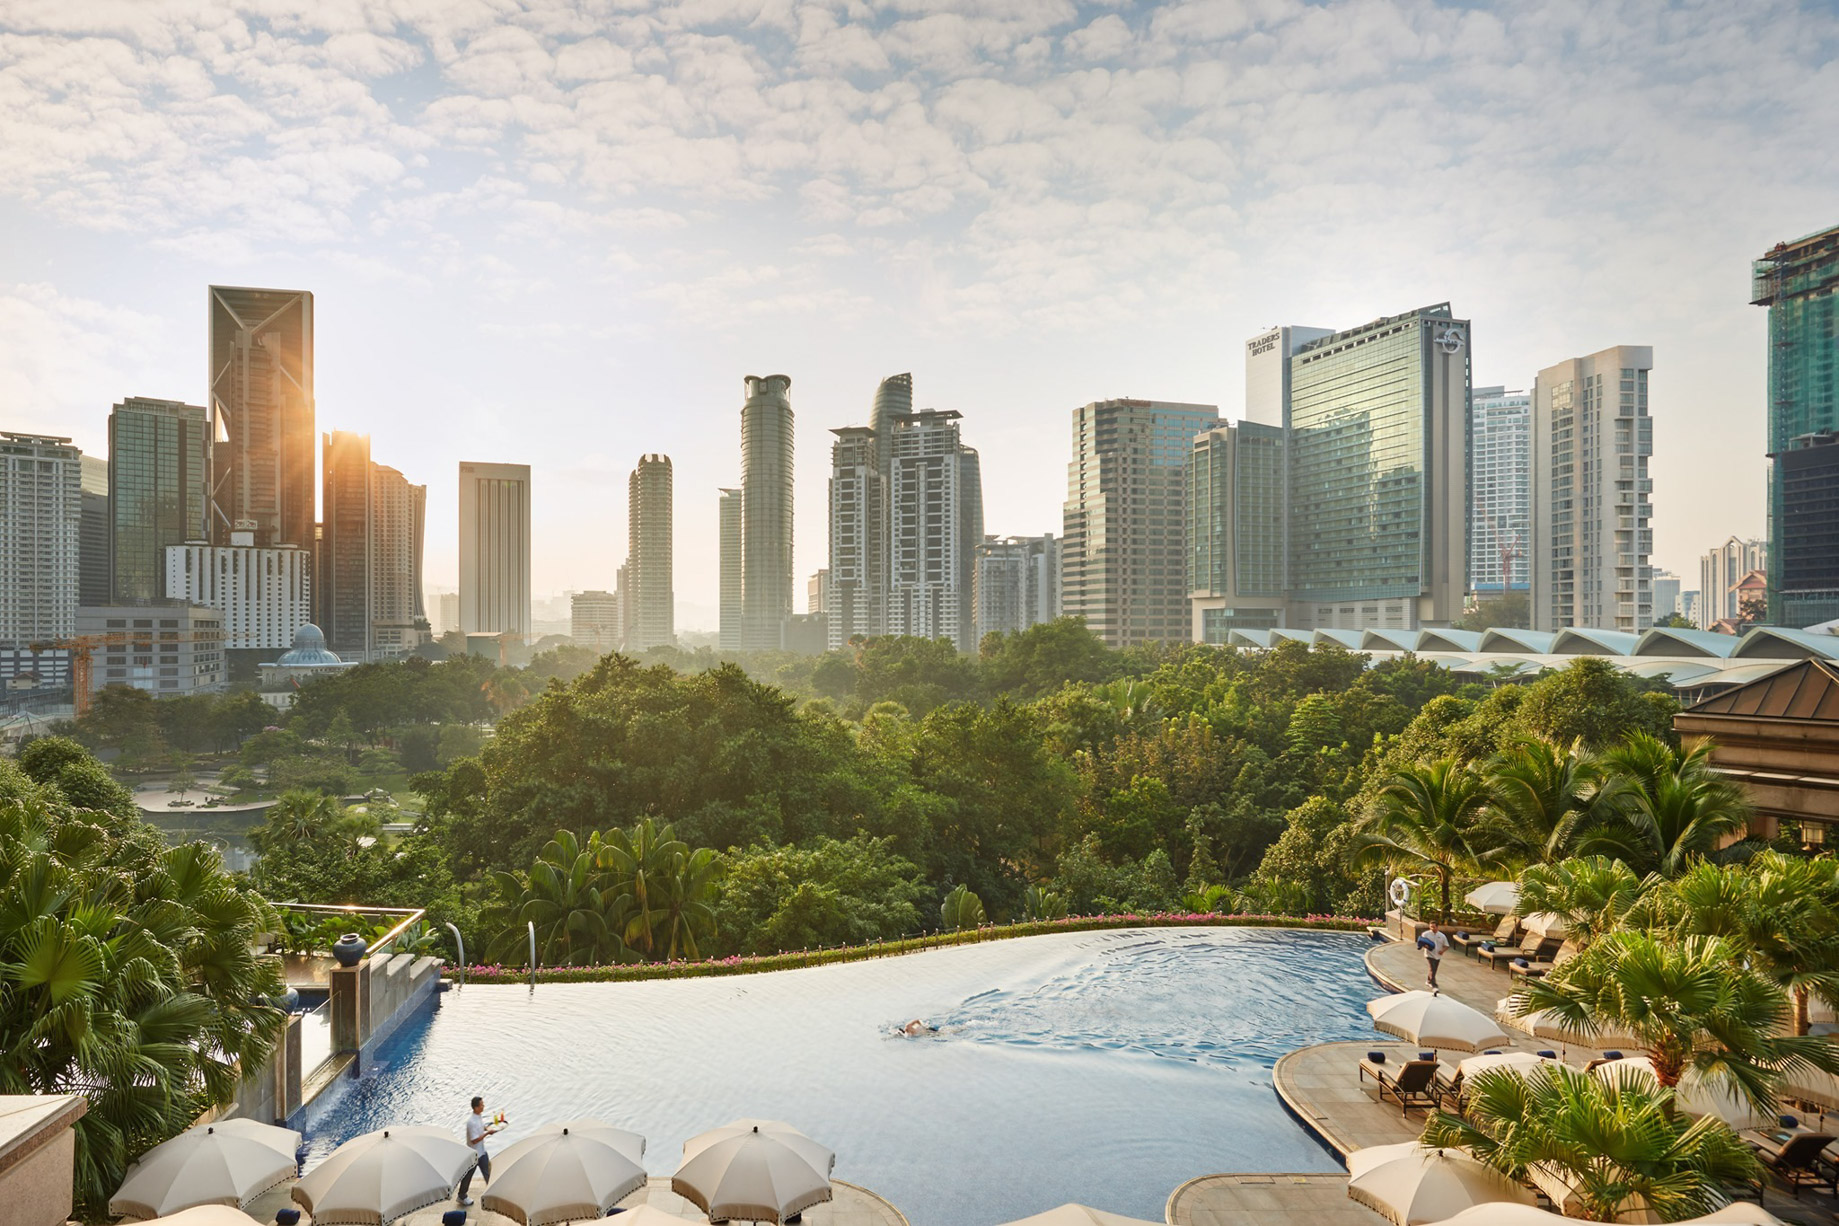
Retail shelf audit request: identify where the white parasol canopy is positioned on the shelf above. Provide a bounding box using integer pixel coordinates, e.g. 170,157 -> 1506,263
480,1120 -> 648,1226
291,1125 -> 476,1225
682,1117 -> 834,1176
1589,1056 -> 1775,1130
1347,1142 -> 1536,1225
1368,991 -> 1512,1052
110,1119 -> 301,1218
1518,912 -> 1569,940
1496,997 -> 1638,1049
136,1209 -> 266,1226
1463,882 -> 1520,915
671,1125 -> 833,1224
1454,1050 -> 1553,1080
995,1205 -> 1165,1226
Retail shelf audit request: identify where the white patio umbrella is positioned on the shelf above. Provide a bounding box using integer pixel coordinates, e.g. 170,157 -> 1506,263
1454,1050 -> 1552,1080
110,1119 -> 301,1218
1423,1207 -> 1568,1225
1519,912 -> 1569,940
291,1125 -> 476,1225
136,1209 -> 265,1226
1463,882 -> 1520,915
1495,997 -> 1638,1050
682,1117 -> 835,1176
480,1120 -> 648,1226
604,1208 -> 699,1226
995,1205 -> 1164,1226
1589,1056 -> 1774,1130
672,1125 -> 833,1223
1346,1142 -> 1536,1225
1368,991 -> 1512,1052
1683,1204 -> 1788,1224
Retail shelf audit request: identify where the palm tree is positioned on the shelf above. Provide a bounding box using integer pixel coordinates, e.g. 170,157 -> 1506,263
597,818 -> 688,959
1649,855 -> 1839,1036
482,831 -> 622,966
260,790 -> 342,845
654,845 -> 721,962
941,884 -> 986,931
1421,1062 -> 1760,1223
1515,855 -> 1648,948
1350,758 -> 1488,923
1516,930 -> 1839,1116
1473,737 -> 1603,868
1580,733 -> 1751,878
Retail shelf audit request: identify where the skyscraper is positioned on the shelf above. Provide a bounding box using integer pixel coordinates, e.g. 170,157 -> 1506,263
869,373 -> 913,456
1652,570 -> 1682,621
108,397 -> 210,604
1286,304 -> 1470,630
718,488 -> 742,652
1064,398 -> 1221,647
319,430 -> 372,658
740,374 -> 794,651
886,409 -> 979,650
827,426 -> 884,649
973,534 -> 1062,642
1531,346 -> 1654,632
1470,386 -> 1531,593
1699,536 -> 1768,629
1243,325 -> 1333,427
1186,420 -> 1286,641
78,454 -> 109,607
1753,224 -> 1839,626
370,463 -> 426,659
626,454 -> 674,651
207,286 -> 313,548
571,590 -> 620,653
0,432 -> 82,646
956,444 -> 985,645
459,461 -> 531,641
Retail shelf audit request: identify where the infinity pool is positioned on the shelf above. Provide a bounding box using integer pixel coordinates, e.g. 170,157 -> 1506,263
295,927 -> 1377,1225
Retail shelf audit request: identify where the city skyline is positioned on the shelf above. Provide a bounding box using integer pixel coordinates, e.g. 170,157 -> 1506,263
3,4 -> 1835,629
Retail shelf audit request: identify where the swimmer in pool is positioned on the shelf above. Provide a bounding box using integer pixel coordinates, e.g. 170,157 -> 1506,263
899,1019 -> 939,1036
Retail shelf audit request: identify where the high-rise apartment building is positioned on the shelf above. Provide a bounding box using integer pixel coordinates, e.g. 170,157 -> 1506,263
1186,421 -> 1286,641
886,410 -> 981,651
1470,386 -> 1531,593
1753,225 -> 1839,626
459,461 -> 531,641
808,570 -> 829,615
0,432 -> 82,647
1064,399 -> 1220,647
165,524 -> 310,651
740,375 -> 794,651
1244,325 -> 1334,427
1531,345 -> 1654,632
827,424 -> 886,649
370,463 -> 426,659
436,591 -> 460,637
207,286 -> 313,549
108,397 -> 210,604
1287,305 -> 1470,630
626,454 -> 674,651
571,589 -> 620,653
319,430 -> 372,658
78,454 -> 109,608
869,373 -> 913,454
1699,536 -> 1768,629
718,488 -> 742,652
973,534 -> 1061,643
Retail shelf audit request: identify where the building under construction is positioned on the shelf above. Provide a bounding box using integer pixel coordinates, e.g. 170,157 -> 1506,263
1753,224 -> 1839,627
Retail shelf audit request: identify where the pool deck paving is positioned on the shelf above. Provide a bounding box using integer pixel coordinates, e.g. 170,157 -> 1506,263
1166,1173 -> 1384,1226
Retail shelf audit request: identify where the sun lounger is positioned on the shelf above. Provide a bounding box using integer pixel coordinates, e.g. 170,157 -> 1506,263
1452,916 -> 1518,957
1479,934 -> 1561,970
1510,939 -> 1579,983
1359,1056 -> 1440,1115
1750,1130 -> 1839,1199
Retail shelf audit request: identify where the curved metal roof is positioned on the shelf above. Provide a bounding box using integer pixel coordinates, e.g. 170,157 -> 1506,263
1361,629 -> 1426,651
1478,629 -> 1557,653
1227,629 -> 1273,649
1632,628 -> 1740,658
1312,629 -> 1367,649
1731,626 -> 1839,659
1696,660 -> 1799,687
272,623 -> 345,667
1271,628 -> 1315,645
1416,629 -> 1484,652
1621,658 -> 1722,683
1550,628 -> 1643,655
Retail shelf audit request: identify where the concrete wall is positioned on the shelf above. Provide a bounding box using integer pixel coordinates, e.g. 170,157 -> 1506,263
0,1096 -> 85,1226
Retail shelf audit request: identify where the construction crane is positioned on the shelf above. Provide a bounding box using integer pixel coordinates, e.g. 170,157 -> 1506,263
1473,497 -> 1525,595
29,627 -> 252,717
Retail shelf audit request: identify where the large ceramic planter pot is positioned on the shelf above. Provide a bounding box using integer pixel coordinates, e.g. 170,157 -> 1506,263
332,934 -> 366,967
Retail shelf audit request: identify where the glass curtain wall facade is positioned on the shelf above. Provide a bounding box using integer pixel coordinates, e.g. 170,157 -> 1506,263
1286,305 -> 1470,629
207,286 -> 313,548
1753,224 -> 1839,625
1186,421 -> 1285,642
1470,386 -> 1531,592
108,397 -> 209,604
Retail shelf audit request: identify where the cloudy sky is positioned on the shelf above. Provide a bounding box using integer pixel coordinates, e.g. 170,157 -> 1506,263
4,0 -> 1836,630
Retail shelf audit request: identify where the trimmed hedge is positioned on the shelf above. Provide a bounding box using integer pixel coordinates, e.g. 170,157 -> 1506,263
445,911 -> 1377,984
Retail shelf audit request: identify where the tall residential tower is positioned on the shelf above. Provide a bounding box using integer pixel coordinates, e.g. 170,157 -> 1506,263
0,432 -> 82,646
459,461 -> 531,641
108,397 -> 210,604
1470,386 -> 1531,593
740,375 -> 794,651
718,488 -> 743,651
626,454 -> 674,651
826,426 -> 884,648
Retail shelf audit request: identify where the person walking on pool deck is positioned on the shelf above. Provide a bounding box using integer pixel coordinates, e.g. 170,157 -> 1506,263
1420,921 -> 1449,992
457,1095 -> 503,1206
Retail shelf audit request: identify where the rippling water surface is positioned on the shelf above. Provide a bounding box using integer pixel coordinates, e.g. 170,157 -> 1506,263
295,926 -> 1377,1225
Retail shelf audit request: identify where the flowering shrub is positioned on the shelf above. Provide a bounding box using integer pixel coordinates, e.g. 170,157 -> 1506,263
445,911 -> 1374,984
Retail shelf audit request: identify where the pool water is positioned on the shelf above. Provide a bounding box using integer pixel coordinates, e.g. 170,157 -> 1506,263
294,927 -> 1378,1225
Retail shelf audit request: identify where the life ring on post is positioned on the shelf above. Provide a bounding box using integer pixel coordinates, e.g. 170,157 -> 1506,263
1388,877 -> 1413,909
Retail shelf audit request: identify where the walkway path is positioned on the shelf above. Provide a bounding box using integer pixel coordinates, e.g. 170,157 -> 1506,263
1167,1173 -> 1383,1226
